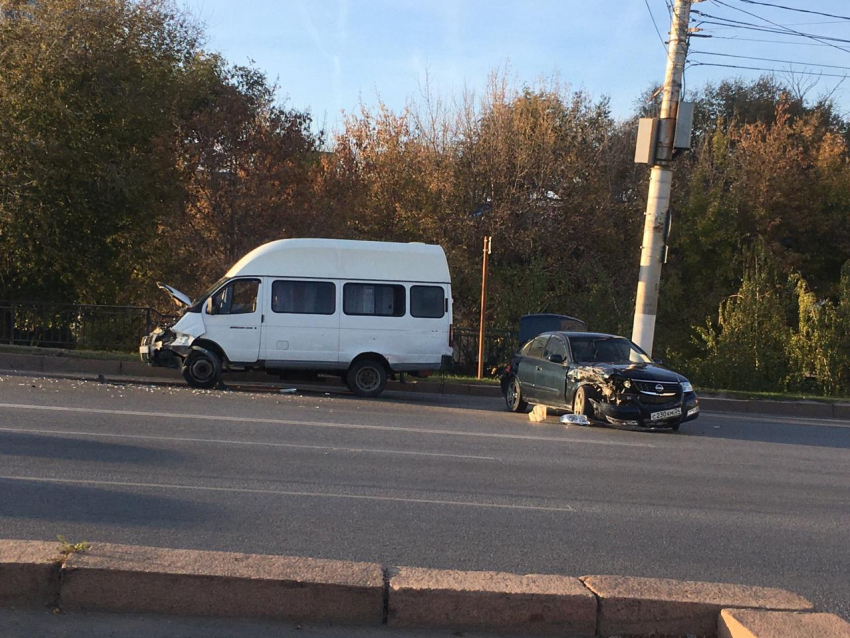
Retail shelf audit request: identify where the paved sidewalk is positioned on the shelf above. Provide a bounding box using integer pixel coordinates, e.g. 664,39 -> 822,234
1,608 -> 496,638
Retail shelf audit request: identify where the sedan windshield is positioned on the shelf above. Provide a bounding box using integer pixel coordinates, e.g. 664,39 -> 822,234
569,336 -> 651,364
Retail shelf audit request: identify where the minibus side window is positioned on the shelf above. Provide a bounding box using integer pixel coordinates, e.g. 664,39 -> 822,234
210,279 -> 259,315
343,283 -> 405,317
272,280 -> 335,315
410,285 -> 445,318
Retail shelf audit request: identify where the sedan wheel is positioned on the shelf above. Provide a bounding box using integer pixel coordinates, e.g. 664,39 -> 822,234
505,376 -> 529,413
573,386 -> 593,422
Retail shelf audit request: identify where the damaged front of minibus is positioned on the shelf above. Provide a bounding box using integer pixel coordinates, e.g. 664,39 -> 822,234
139,281 -> 220,383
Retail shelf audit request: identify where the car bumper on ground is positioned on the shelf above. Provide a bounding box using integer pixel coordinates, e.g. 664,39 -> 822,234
595,392 -> 699,429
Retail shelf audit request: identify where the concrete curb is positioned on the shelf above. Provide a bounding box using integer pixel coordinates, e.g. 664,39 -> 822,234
0,541 -> 61,606
388,566 -> 597,636
581,575 -> 813,637
718,608 -> 850,638
60,543 -> 384,624
0,539 -> 831,637
2,351 -> 850,421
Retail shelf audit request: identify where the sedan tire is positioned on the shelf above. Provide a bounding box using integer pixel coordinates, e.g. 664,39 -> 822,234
505,376 -> 529,413
573,385 -> 593,422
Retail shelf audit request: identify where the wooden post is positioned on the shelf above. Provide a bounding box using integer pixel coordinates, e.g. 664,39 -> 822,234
477,236 -> 491,379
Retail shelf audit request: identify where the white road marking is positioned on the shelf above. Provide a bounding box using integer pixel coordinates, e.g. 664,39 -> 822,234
0,426 -> 497,461
0,403 -> 656,448
0,474 -> 577,513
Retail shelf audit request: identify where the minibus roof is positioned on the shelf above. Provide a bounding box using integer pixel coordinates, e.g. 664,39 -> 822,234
225,238 -> 451,283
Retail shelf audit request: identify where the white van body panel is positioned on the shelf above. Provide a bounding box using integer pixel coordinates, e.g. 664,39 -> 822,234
225,238 -> 450,283
171,312 -> 205,339
260,276 -> 341,365
151,239 -> 453,380
338,282 -> 450,369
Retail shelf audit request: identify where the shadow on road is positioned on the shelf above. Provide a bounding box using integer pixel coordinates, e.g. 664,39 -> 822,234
684,416 -> 850,449
0,431 -> 187,465
0,478 -> 215,527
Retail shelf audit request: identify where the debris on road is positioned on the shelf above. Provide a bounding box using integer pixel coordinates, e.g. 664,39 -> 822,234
560,414 -> 590,426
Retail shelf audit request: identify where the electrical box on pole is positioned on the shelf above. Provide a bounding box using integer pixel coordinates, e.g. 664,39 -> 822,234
674,101 -> 695,149
635,118 -> 659,164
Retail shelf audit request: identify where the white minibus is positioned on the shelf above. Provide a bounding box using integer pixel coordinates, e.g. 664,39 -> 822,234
140,238 -> 454,397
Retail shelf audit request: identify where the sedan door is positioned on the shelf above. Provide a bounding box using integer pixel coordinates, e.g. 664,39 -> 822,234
515,335 -> 549,401
534,335 -> 569,407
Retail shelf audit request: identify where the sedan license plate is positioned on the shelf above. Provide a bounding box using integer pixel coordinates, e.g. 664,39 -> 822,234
650,407 -> 682,421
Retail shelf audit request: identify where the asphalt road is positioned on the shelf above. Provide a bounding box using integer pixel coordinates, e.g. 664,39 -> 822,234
0,373 -> 848,620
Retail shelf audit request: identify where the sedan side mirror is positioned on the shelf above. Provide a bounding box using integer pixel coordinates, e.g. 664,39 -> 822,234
653,357 -> 664,365
547,353 -> 565,364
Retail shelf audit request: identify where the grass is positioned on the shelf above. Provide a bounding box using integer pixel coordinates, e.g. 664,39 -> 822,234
696,387 -> 850,404
431,372 -> 501,385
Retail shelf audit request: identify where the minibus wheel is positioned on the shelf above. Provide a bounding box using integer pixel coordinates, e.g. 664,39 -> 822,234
182,349 -> 221,389
347,359 -> 387,398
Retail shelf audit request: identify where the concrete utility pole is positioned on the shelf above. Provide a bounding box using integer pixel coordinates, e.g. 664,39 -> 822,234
477,236 -> 492,380
631,0 -> 695,356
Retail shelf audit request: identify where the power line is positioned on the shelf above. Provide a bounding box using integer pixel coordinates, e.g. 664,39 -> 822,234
691,50 -> 850,71
691,61 -> 850,79
644,0 -> 669,51
736,0 -> 850,22
694,34 -> 832,47
695,17 -> 850,44
780,20 -> 850,27
710,0 -> 850,55
694,12 -> 850,42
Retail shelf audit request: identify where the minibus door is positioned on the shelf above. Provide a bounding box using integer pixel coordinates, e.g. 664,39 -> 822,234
202,278 -> 262,363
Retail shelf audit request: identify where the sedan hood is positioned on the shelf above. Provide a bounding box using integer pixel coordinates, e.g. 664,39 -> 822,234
157,282 -> 191,308
590,362 -> 684,383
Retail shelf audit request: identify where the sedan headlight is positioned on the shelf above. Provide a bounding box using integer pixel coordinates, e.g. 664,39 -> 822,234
680,381 -> 693,393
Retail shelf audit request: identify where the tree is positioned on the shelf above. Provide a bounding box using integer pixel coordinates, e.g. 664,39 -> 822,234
166,60 -> 323,296
0,0 -> 201,303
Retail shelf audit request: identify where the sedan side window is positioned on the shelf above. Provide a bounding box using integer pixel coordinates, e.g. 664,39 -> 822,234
545,337 -> 568,362
527,336 -> 548,359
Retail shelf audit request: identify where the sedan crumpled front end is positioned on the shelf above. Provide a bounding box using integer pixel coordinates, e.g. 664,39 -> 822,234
589,372 -> 699,429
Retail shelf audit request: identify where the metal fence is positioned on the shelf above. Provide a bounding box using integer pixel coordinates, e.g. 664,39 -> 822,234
0,301 -> 517,373
0,301 -> 176,352
452,327 -> 518,376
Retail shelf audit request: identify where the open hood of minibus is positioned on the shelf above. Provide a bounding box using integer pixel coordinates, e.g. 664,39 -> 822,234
157,282 -> 191,308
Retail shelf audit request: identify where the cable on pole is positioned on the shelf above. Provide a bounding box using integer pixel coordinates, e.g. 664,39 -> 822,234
735,0 -> 850,22
691,61 -> 850,79
644,0 -> 670,52
694,35 -> 833,46
691,50 -> 850,72
710,0 -> 850,55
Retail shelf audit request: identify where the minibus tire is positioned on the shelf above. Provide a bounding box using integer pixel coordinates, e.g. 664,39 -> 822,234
347,359 -> 387,398
182,349 -> 221,389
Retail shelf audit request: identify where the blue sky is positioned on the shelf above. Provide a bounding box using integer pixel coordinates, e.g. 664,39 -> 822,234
183,0 -> 850,130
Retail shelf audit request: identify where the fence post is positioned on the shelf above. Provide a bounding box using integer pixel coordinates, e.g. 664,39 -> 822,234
8,302 -> 15,345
